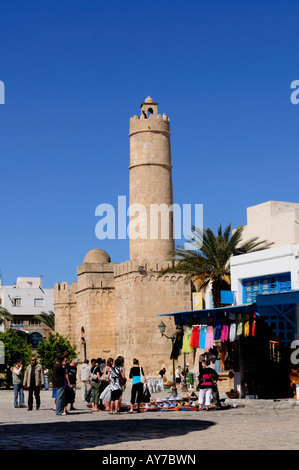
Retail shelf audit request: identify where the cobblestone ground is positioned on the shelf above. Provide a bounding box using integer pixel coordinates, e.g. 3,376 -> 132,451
1,388 -> 299,451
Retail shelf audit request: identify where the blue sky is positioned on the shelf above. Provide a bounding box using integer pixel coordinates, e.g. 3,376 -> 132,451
0,0 -> 299,288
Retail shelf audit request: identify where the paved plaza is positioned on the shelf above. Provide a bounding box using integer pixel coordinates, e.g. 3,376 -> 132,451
0,387 -> 299,451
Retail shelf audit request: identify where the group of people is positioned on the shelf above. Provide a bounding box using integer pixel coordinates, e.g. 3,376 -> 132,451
52,356 -> 78,415
12,356 -> 45,410
12,349 -> 221,414
12,353 -> 149,415
82,356 -> 148,415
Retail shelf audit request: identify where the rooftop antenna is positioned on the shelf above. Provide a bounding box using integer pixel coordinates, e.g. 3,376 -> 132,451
39,275 -> 44,293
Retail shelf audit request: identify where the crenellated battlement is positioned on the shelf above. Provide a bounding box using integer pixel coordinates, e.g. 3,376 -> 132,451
130,113 -> 169,122
113,258 -> 179,277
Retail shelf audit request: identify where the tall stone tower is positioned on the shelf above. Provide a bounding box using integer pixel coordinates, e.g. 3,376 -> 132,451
113,97 -> 192,374
129,97 -> 174,261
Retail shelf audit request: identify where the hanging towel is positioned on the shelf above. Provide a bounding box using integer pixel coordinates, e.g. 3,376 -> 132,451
199,325 -> 207,349
221,324 -> 229,341
229,323 -> 236,342
205,325 -> 214,349
189,326 -> 200,348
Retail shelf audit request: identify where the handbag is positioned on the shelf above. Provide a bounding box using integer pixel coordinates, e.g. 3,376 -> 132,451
91,366 -> 99,381
140,367 -> 145,384
100,367 -> 109,383
142,383 -> 151,403
118,368 -> 127,387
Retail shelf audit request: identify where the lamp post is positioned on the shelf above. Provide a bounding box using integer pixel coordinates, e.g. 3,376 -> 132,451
158,321 -> 177,396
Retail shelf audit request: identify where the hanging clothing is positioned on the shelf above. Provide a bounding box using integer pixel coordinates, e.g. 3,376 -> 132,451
199,325 -> 207,349
244,320 -> 250,337
236,319 -> 243,336
205,325 -> 214,349
170,329 -> 183,360
189,326 -> 200,348
229,323 -> 236,342
214,324 -> 221,340
221,324 -> 229,341
214,359 -> 220,373
251,313 -> 257,337
181,329 -> 194,354
220,342 -> 227,368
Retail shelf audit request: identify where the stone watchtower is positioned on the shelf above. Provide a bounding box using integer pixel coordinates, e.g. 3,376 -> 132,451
114,97 -> 192,374
129,97 -> 174,261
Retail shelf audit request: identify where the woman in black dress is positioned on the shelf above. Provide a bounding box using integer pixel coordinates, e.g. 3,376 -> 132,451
129,358 -> 148,413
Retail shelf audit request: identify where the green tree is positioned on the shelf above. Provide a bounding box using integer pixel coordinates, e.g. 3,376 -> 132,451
163,224 -> 273,308
34,310 -> 55,330
37,332 -> 77,379
0,329 -> 32,388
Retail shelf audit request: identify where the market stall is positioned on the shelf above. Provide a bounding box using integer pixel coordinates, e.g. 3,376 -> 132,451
158,302 -> 292,399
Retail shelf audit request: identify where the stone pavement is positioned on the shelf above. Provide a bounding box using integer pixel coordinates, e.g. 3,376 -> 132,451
1,387 -> 299,451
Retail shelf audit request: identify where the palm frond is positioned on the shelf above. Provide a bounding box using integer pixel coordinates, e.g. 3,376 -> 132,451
34,310 -> 55,330
0,307 -> 13,322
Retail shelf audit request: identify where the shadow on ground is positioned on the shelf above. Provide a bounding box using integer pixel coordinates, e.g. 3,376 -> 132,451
0,415 -> 215,450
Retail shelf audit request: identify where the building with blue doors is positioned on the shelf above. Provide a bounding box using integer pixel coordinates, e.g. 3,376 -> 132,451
230,243 -> 299,347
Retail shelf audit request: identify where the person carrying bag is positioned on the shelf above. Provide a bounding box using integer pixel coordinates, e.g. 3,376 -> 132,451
128,358 -> 148,413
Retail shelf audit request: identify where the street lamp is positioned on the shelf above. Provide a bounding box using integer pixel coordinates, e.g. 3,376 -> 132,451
158,321 -> 177,396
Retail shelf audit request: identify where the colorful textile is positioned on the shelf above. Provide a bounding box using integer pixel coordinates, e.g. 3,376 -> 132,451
205,325 -> 214,349
236,320 -> 243,336
229,323 -> 236,342
189,326 -> 200,348
199,325 -> 207,349
214,324 -> 221,340
244,321 -> 250,337
221,324 -> 229,341
251,313 -> 257,337
181,329 -> 194,353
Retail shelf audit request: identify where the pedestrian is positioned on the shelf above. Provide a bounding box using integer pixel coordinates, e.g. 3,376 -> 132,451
99,358 -> 113,411
79,359 -> 91,401
43,367 -> 49,390
208,353 -> 223,409
12,359 -> 25,408
108,355 -> 126,414
175,365 -> 182,388
182,363 -> 189,386
99,358 -> 106,374
52,356 -> 67,416
90,358 -> 102,412
23,356 -> 44,411
159,367 -> 166,378
197,360 -> 219,410
65,358 -> 78,410
52,351 -> 69,411
128,358 -> 147,413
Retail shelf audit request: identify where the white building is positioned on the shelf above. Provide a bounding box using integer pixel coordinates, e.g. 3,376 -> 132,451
0,277 -> 54,347
230,201 -> 299,346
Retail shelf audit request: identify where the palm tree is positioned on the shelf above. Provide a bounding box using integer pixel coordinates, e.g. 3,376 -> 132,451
34,310 -> 55,330
162,224 -> 273,308
0,307 -> 13,323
